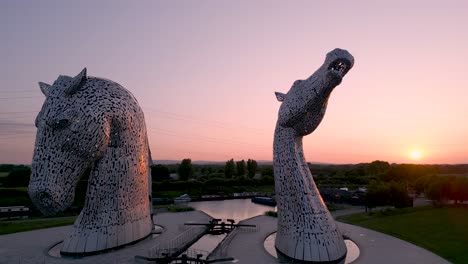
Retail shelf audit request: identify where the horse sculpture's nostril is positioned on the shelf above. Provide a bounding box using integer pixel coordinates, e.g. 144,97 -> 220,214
28,189 -> 58,216
37,191 -> 52,201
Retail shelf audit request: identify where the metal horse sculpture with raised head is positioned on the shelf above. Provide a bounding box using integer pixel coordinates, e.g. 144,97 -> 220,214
28,68 -> 153,255
273,49 -> 354,263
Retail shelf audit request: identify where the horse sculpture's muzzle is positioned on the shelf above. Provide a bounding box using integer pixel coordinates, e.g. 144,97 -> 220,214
28,185 -> 72,216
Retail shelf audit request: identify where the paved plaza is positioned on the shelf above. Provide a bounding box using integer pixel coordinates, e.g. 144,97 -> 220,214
0,210 -> 451,264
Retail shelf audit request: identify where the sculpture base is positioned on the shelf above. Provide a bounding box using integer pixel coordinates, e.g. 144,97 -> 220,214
57,234 -> 151,258
264,232 -> 360,264
275,246 -> 347,264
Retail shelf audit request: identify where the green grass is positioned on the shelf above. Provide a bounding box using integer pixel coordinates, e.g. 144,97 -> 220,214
154,204 -> 195,212
264,211 -> 277,217
0,216 -> 76,235
0,172 -> 8,178
0,187 -> 28,192
336,205 -> 468,264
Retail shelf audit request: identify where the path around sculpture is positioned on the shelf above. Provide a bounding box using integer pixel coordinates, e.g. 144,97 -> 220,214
213,212 -> 451,264
0,211 -> 211,264
0,209 -> 451,264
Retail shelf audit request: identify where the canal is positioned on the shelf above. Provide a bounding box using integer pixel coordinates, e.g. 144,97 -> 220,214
181,198 -> 276,258
188,198 -> 277,222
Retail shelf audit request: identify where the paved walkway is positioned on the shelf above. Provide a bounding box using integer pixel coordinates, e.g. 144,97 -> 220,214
0,209 -> 452,264
0,211 -> 211,264
211,215 -> 451,264
337,222 -> 451,264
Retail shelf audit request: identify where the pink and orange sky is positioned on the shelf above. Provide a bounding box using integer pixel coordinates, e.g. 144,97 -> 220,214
1,1 -> 467,164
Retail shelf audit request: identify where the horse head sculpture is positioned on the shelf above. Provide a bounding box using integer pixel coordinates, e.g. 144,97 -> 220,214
28,68 -> 153,255
273,49 -> 354,263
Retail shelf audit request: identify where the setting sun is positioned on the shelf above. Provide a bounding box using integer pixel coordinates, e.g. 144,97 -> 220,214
410,151 -> 422,160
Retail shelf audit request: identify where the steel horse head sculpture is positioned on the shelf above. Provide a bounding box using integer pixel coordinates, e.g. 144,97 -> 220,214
273,49 -> 354,263
28,68 -> 153,255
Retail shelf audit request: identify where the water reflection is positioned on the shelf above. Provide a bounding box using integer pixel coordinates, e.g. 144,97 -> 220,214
188,198 -> 276,222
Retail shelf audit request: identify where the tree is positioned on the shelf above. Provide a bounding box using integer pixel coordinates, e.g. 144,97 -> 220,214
224,159 -> 236,179
261,166 -> 274,177
247,159 -> 258,179
0,164 -> 15,172
364,181 -> 390,212
177,159 -> 193,181
5,166 -> 31,187
365,160 -> 390,176
449,177 -> 468,203
425,176 -> 452,204
151,164 -> 171,182
388,181 -> 412,208
236,160 -> 246,178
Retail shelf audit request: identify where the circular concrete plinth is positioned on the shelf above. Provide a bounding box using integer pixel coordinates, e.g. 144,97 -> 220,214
48,225 -> 164,258
264,232 -> 360,264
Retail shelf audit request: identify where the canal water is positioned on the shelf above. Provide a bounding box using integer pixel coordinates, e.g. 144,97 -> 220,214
188,198 -> 276,222
183,198 -> 276,258
186,199 -> 359,263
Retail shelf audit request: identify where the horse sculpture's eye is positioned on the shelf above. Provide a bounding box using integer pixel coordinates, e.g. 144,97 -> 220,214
53,119 -> 70,129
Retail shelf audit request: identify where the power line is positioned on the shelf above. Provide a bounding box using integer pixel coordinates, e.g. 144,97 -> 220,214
0,90 -> 37,93
0,111 -> 37,114
0,96 -> 41,100
147,127 -> 269,148
0,106 -> 272,152
142,106 -> 269,135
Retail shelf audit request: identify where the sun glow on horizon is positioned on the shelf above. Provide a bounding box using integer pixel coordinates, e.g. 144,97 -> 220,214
410,150 -> 422,161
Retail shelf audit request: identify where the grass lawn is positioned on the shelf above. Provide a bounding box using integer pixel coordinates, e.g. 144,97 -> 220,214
0,187 -> 28,191
0,216 -> 76,235
336,205 -> 468,264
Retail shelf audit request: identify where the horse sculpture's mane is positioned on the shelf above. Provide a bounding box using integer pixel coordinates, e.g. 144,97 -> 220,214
273,49 -> 354,263
29,68 -> 153,255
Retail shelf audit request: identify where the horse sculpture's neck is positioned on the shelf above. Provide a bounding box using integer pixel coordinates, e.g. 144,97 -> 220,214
273,124 -> 346,262
61,131 -> 153,254
60,91 -> 153,255
273,126 -> 316,199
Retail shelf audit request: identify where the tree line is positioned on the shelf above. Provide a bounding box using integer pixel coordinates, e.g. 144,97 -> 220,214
1,161 -> 467,209
151,158 -> 259,181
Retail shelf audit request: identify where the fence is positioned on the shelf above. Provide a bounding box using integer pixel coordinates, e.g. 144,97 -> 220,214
148,225 -> 207,258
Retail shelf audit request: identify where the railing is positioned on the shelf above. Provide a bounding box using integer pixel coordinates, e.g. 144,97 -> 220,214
149,225 -> 207,258
207,224 -> 258,260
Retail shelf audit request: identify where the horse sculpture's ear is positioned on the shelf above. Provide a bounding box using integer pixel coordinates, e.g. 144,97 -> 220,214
275,92 -> 286,102
65,68 -> 87,95
39,82 -> 52,97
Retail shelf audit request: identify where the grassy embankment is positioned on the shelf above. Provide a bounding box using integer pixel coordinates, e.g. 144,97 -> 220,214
336,205 -> 468,264
0,216 -> 76,235
0,205 -> 194,235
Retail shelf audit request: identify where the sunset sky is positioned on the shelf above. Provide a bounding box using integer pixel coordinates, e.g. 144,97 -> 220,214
1,1 -> 467,165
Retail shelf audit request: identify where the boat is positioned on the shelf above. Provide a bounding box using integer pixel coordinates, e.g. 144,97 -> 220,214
251,196 -> 276,206
174,194 -> 191,204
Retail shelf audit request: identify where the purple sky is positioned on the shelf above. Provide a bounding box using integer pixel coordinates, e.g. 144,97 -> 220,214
1,0 -> 467,164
